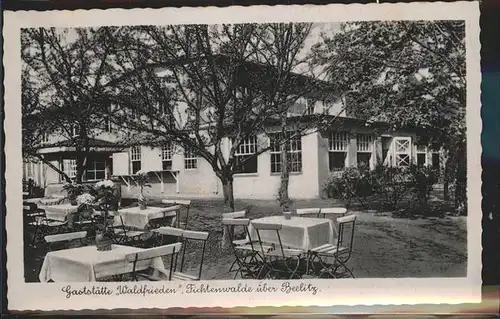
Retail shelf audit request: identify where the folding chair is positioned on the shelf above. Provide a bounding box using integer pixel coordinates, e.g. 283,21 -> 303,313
44,231 -> 88,251
125,242 -> 182,281
171,230 -> 209,281
110,213 -> 150,246
146,205 -> 181,230
162,200 -> 191,229
222,210 -> 246,219
222,218 -> 262,279
153,226 -> 184,247
319,207 -> 347,219
24,204 -> 47,247
296,208 -> 322,217
221,210 -> 247,271
309,214 -> 357,278
252,222 -> 304,279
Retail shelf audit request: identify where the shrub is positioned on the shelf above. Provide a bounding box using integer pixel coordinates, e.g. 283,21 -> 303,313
408,165 -> 439,208
370,165 -> 413,210
323,167 -> 375,208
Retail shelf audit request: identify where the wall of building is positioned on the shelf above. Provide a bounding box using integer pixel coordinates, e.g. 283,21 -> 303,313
232,132 -> 320,200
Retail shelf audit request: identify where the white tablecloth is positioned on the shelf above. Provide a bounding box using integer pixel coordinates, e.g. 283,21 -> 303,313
43,204 -> 79,221
116,206 -> 179,229
248,216 -> 337,251
39,244 -> 166,282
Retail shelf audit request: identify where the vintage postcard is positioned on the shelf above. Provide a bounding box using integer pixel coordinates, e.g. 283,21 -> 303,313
4,1 -> 481,312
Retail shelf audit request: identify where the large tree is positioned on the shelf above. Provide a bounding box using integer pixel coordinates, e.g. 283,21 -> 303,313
312,20 -> 467,211
251,23 -> 344,210
107,23 -> 339,211
22,27 -> 122,183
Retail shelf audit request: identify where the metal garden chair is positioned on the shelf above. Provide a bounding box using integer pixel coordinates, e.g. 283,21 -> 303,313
125,242 -> 182,281
162,200 -> 192,229
171,230 -> 210,281
153,226 -> 184,247
252,222 -> 304,279
296,208 -> 322,217
24,204 -> 47,248
107,212 -> 150,247
308,214 -> 357,278
222,218 -> 263,279
318,207 -> 347,219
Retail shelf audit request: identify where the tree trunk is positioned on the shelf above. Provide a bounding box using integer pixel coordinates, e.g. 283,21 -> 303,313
454,142 -> 467,215
278,138 -> 291,211
443,151 -> 450,201
222,177 -> 235,211
220,174 -> 235,250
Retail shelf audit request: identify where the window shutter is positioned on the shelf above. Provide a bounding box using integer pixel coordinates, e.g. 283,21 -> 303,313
112,152 -> 130,175
145,147 -> 162,171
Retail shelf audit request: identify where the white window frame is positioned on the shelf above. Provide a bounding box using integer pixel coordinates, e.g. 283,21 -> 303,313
328,131 -> 348,171
62,158 -> 77,179
41,132 -> 50,144
394,137 -> 412,167
356,133 -> 374,168
162,143 -> 174,170
85,159 -> 106,181
416,145 -> 428,167
130,146 -> 142,173
234,136 -> 258,174
184,146 -> 198,170
71,124 -> 79,137
269,133 -> 302,174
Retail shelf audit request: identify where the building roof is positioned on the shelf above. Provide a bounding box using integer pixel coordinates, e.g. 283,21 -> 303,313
40,137 -> 125,150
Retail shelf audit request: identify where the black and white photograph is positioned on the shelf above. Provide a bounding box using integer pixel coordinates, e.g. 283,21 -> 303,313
5,2 -> 481,311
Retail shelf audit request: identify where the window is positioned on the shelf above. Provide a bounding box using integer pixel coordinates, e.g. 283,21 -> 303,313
162,143 -> 173,171
416,145 -> 427,167
394,137 -> 411,167
62,159 -> 77,179
357,133 -> 373,169
130,146 -> 141,174
269,133 -> 302,173
432,153 -> 440,169
71,124 -> 79,137
328,131 -> 348,171
103,118 -> 112,132
85,159 -> 106,181
234,136 -> 258,174
306,100 -> 315,115
184,146 -> 198,170
41,132 -> 50,144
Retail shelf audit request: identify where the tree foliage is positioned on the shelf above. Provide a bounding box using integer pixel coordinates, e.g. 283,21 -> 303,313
312,20 -> 467,210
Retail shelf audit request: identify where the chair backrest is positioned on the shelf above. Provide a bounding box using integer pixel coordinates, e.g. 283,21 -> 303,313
320,207 -> 347,217
125,242 -> 182,262
222,210 -> 246,219
176,230 -> 209,280
126,242 -> 182,281
296,208 -> 321,216
162,199 -> 191,206
44,231 -> 87,243
222,218 -> 250,226
252,222 -> 285,257
182,230 -> 209,241
336,214 -> 357,262
155,226 -> 184,237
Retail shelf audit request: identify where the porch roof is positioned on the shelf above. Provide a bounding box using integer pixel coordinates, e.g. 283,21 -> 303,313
37,138 -> 126,154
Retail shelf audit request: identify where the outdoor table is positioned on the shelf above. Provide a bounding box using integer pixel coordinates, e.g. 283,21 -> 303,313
248,215 -> 338,252
42,203 -> 79,222
39,244 -> 166,282
116,205 -> 180,230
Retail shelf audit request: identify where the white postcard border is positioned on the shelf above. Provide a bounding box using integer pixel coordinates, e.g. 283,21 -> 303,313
4,1 -> 482,311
